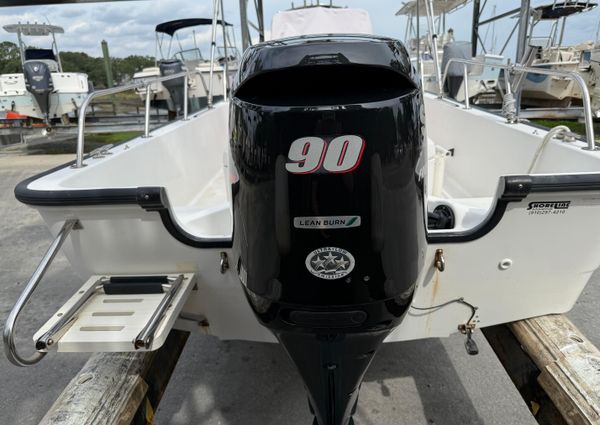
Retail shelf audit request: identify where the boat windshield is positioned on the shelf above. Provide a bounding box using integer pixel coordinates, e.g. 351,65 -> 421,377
174,48 -> 204,63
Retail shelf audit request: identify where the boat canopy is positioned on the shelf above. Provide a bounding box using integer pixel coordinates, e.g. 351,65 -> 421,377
155,18 -> 232,36
396,0 -> 469,16
3,23 -> 64,36
532,1 -> 597,20
271,7 -> 373,39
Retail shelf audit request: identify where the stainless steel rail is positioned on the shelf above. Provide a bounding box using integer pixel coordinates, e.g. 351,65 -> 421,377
440,58 -> 597,150
74,71 -> 189,168
208,0 -> 219,109
133,274 -> 184,350
35,279 -> 104,352
3,219 -> 80,367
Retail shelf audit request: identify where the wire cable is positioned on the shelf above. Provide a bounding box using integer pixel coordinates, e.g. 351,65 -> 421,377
411,297 -> 479,327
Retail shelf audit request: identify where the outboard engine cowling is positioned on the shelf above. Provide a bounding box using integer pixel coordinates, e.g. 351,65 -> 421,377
230,35 -> 426,425
23,61 -> 54,122
159,59 -> 186,114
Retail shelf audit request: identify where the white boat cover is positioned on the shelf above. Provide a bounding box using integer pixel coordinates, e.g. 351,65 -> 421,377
271,7 -> 373,39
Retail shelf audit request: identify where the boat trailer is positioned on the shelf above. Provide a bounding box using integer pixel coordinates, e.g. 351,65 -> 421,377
31,313 -> 600,425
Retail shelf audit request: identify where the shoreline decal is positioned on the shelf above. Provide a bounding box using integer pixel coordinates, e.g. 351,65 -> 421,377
294,216 -> 361,229
305,247 -> 355,280
527,201 -> 571,215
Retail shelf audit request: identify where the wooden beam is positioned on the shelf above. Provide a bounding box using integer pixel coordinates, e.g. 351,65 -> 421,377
39,330 -> 189,425
483,315 -> 600,425
483,324 -> 567,424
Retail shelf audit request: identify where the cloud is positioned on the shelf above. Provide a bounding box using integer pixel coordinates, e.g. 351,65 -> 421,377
0,0 -> 598,61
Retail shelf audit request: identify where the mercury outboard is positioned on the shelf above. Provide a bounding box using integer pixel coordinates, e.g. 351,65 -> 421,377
159,59 -> 186,115
230,35 -> 426,425
23,61 -> 54,123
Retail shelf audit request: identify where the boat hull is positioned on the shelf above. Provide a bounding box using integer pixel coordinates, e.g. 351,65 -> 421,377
14,96 -> 600,345
0,72 -> 89,121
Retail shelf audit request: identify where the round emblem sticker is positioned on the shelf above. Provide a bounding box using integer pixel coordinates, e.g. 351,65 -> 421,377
305,247 -> 355,280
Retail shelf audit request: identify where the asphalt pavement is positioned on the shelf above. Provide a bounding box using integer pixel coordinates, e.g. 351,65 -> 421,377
1,154 -> 598,425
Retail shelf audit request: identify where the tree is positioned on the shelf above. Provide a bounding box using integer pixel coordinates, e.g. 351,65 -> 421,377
60,51 -> 105,87
0,41 -> 22,74
112,55 -> 155,83
0,42 -> 153,88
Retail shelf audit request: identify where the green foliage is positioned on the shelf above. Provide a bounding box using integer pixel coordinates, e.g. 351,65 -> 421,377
112,55 -> 154,83
531,119 -> 600,140
60,50 -> 105,87
0,41 -> 21,74
61,51 -> 154,88
0,41 -> 154,88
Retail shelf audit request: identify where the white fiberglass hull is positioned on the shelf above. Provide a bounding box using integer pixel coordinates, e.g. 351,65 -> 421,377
582,49 -> 600,117
420,54 -> 503,102
520,62 -> 581,105
0,72 -> 89,120
16,96 -> 600,344
133,65 -> 230,110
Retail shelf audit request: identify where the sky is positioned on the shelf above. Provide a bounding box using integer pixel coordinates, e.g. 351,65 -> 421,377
0,0 -> 599,60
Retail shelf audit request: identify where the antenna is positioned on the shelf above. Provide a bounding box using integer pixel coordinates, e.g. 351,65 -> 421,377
193,29 -> 198,50
491,5 -> 496,53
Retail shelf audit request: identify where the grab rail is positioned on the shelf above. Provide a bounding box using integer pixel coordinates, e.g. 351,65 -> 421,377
74,72 -> 189,168
440,58 -> 597,151
3,219 -> 80,367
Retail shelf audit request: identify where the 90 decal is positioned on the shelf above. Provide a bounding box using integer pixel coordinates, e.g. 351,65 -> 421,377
285,135 -> 365,174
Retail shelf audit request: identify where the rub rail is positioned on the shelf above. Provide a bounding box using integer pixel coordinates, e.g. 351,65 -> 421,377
3,219 -> 80,367
440,58 -> 596,151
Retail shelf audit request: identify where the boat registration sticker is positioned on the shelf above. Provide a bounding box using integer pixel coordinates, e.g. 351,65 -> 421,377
305,247 -> 355,280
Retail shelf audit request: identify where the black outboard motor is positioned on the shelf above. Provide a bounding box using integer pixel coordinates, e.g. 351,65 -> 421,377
159,59 -> 186,115
23,61 -> 54,123
230,35 -> 426,425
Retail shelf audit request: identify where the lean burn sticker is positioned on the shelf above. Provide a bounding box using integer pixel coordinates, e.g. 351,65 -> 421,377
305,247 -> 355,280
294,216 -> 361,229
527,201 -> 571,215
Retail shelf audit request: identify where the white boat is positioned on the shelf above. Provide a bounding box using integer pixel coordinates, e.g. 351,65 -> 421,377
517,2 -> 597,108
396,0 -> 505,102
0,23 -> 90,124
5,4 -> 600,425
581,46 -> 600,116
132,18 -> 239,115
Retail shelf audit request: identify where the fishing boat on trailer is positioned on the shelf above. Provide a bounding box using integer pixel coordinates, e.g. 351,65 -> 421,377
582,46 -> 600,116
132,18 -> 239,116
5,2 -> 600,425
517,1 -> 598,109
0,23 -> 90,125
